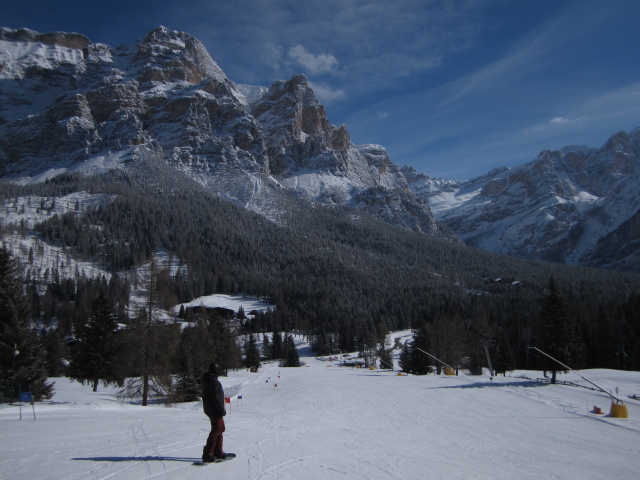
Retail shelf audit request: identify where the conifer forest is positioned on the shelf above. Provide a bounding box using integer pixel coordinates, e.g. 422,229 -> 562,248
2,164 -> 640,402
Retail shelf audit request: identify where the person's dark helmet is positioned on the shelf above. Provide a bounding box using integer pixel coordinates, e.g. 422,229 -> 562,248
208,363 -> 219,376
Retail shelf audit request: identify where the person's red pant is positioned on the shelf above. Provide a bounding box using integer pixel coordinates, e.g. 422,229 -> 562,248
205,416 -> 225,457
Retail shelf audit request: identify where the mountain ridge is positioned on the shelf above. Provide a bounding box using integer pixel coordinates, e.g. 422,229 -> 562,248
404,127 -> 640,272
2,25 -> 639,271
0,25 -> 450,239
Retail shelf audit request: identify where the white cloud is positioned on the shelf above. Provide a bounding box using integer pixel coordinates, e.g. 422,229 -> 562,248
523,116 -> 586,136
288,45 -> 338,75
526,82 -> 640,136
308,81 -> 347,104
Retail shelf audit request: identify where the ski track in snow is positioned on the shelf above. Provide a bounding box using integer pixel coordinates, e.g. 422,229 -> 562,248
2,338 -> 640,479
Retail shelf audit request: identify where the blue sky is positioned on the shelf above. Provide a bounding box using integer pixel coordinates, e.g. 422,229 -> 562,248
3,0 -> 640,179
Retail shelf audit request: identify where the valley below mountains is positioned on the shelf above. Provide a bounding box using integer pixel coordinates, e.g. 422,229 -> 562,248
2,26 -> 640,370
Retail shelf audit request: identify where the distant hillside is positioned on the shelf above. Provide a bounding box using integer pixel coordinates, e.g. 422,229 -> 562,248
3,160 -> 640,368
404,128 -> 640,273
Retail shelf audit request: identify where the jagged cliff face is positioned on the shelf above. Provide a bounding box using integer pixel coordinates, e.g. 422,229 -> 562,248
4,26 -> 638,268
252,74 -> 339,176
0,26 -> 450,238
406,129 -> 640,272
0,26 -> 266,175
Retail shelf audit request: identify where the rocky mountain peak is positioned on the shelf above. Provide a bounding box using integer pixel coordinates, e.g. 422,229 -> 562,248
419,127 -> 640,272
331,124 -> 350,151
253,74 -> 329,138
0,26 -> 454,240
251,74 -> 340,175
0,27 -> 91,52
132,26 -> 228,85
604,130 -> 631,151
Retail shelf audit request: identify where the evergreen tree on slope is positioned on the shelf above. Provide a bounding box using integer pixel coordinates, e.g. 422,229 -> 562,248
535,276 -> 574,384
69,289 -> 121,392
412,324 -> 434,375
281,334 -> 300,367
244,334 -> 261,369
0,244 -> 53,400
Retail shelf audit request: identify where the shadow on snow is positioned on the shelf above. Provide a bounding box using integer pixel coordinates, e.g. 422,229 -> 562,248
433,380 -> 546,389
72,456 -> 197,463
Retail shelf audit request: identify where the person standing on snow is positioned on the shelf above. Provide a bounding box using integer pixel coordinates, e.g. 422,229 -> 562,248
201,363 -> 231,462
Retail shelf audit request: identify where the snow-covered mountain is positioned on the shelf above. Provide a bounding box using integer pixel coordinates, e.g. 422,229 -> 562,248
3,26 -> 640,272
404,128 -> 640,272
0,26 -> 449,238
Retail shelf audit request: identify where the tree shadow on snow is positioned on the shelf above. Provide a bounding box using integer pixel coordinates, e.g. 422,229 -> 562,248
72,456 -> 197,463
297,344 -> 314,357
434,380 -> 545,389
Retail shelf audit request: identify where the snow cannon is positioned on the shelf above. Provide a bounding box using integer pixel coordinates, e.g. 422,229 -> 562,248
609,401 -> 628,418
528,347 -> 630,419
445,367 -> 455,376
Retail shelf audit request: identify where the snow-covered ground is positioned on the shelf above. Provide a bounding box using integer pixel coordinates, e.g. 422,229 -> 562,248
2,335 -> 640,479
176,293 -> 273,315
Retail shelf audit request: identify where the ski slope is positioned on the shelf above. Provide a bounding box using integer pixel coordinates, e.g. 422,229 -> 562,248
1,336 -> 640,479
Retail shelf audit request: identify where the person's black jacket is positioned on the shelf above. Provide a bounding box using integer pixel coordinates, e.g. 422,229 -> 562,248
202,372 -> 226,418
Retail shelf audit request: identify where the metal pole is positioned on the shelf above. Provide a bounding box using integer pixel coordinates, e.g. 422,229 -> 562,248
483,343 -> 495,377
379,358 -> 393,370
11,345 -> 19,405
482,340 -> 495,380
29,384 -> 35,421
414,347 -> 454,371
527,347 -> 624,404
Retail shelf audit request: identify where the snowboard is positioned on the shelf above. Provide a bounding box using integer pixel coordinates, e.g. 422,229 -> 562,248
194,453 -> 236,466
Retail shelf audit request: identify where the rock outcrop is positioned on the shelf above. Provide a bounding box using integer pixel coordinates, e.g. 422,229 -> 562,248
0,26 -> 452,239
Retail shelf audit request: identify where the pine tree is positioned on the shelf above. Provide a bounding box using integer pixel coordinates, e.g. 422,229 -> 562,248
534,276 -> 574,384
174,315 -> 213,402
411,325 -> 434,375
262,333 -> 271,359
399,342 -> 412,374
42,328 -> 69,377
208,313 -> 242,374
397,325 -> 434,375
0,244 -> 54,401
465,347 -> 485,376
429,314 -> 467,374
173,352 -> 200,403
68,289 -> 121,392
271,331 -> 283,360
359,327 -> 378,368
493,329 -> 516,376
281,334 -> 300,367
244,334 -> 261,369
